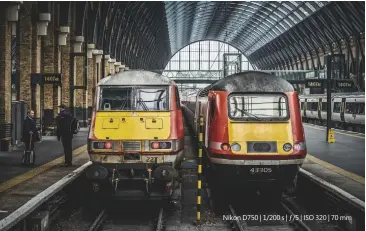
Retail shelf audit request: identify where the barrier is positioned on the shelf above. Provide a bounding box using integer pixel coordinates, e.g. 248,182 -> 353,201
196,115 -> 203,223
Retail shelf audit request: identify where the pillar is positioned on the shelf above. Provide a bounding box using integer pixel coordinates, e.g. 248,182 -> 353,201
72,36 -> 84,120
114,62 -> 121,73
0,6 -> 12,150
109,58 -> 115,75
103,55 -> 110,77
18,3 -> 33,109
43,7 -> 58,132
87,44 -> 95,120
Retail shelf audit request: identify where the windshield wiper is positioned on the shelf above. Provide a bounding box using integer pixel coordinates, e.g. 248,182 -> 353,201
137,98 -> 149,111
236,108 -> 262,121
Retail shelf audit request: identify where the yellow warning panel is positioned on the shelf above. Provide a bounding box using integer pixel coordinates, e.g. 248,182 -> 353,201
328,128 -> 335,143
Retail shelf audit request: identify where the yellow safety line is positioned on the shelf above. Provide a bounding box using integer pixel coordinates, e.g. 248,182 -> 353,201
306,154 -> 365,185
0,145 -> 87,193
303,124 -> 365,139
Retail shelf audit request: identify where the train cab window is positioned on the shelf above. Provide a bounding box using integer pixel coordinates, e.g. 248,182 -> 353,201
228,94 -> 289,121
346,102 -> 365,115
321,102 -> 327,112
175,89 -> 181,109
98,87 -> 169,111
333,102 -> 341,113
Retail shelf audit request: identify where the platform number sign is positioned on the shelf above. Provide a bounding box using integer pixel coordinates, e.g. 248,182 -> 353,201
336,80 -> 353,89
305,80 -> 324,88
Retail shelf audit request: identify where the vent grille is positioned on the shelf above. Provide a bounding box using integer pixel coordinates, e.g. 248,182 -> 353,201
123,141 -> 142,151
247,141 -> 277,153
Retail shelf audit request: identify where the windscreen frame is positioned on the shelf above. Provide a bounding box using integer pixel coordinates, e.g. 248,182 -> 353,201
227,92 -> 290,122
97,85 -> 171,112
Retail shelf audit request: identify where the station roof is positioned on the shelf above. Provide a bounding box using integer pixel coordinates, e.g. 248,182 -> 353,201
50,1 -> 364,70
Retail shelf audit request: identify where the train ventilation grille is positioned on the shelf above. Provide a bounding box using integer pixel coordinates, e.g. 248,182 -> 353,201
123,141 -> 142,151
247,141 -> 277,153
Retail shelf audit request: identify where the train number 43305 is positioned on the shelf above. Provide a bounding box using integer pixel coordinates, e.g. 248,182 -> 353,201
249,167 -> 272,174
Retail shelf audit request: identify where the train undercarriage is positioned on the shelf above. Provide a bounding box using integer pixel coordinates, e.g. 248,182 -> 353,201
86,162 -> 182,202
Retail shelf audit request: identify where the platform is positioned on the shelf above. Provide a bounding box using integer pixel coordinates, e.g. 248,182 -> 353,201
0,128 -> 89,188
0,150 -> 90,222
301,123 -> 365,201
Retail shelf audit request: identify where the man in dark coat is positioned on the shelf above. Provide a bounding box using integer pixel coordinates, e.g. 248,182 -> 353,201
56,104 -> 74,166
22,110 -> 39,151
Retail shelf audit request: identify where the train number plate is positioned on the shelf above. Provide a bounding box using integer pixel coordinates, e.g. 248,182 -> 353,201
249,167 -> 273,174
142,156 -> 164,163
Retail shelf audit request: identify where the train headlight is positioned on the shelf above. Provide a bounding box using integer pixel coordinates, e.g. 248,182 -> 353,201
294,141 -> 307,151
221,143 -> 231,151
231,143 -> 241,151
283,143 -> 292,152
97,142 -> 104,149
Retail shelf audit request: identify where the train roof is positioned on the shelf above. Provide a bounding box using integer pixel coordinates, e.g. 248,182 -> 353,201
97,70 -> 176,86
199,71 -> 294,96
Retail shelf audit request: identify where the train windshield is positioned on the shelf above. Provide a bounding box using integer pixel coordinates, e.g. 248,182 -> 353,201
228,93 -> 289,121
98,86 -> 169,111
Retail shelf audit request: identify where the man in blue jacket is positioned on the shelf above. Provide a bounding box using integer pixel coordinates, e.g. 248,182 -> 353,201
56,104 -> 74,166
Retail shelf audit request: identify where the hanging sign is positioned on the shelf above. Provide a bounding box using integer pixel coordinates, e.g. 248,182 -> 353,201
305,79 -> 324,88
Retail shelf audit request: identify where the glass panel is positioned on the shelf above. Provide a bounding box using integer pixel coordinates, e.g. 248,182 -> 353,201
345,102 -> 365,115
180,61 -> 189,70
333,102 -> 341,113
190,51 -> 199,62
200,61 -> 209,70
98,87 -> 169,111
228,94 -> 289,121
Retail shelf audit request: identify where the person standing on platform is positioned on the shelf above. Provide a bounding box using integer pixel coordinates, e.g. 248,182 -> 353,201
56,104 -> 75,167
22,110 -> 39,153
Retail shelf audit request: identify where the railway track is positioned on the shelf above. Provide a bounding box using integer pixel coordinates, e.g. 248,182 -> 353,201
87,206 -> 165,231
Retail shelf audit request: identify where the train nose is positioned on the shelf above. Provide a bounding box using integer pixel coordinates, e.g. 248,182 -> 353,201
153,165 -> 178,181
86,165 -> 108,180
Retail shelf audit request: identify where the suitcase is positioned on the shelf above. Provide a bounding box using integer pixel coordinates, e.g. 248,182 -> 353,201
22,134 -> 35,165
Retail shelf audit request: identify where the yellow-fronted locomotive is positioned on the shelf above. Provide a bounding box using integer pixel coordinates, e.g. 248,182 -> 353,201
86,70 -> 184,200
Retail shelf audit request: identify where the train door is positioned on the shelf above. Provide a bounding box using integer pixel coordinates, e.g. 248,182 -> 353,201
341,98 -> 346,122
318,98 -> 322,121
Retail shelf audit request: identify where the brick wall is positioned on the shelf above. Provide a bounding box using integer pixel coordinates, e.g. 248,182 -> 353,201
18,5 -> 33,107
0,10 -> 12,125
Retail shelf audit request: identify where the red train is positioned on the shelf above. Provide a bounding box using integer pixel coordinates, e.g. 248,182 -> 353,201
184,71 -> 307,196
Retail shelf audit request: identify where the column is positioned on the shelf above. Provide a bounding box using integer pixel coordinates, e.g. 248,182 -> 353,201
0,6 -> 12,150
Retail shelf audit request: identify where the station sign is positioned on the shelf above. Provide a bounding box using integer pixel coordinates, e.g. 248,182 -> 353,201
43,74 -> 62,85
31,73 -> 62,86
305,79 -> 324,88
335,80 -> 354,89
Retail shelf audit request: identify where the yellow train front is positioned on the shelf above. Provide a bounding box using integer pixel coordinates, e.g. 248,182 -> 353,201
86,70 -> 185,200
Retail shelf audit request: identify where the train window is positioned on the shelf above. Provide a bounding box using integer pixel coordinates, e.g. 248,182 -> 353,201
345,102 -> 365,115
301,102 -> 305,110
175,89 -> 181,109
307,102 -> 318,111
228,94 -> 289,121
98,87 -> 169,111
333,102 -> 341,113
321,102 -> 327,112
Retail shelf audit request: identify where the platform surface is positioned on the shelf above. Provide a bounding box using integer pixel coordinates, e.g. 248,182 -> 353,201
0,128 -> 89,184
0,150 -> 90,221
303,123 -> 365,177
